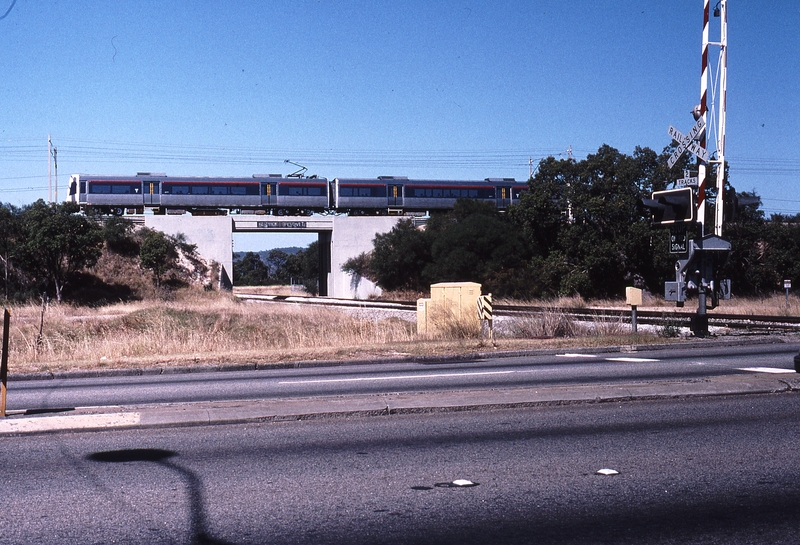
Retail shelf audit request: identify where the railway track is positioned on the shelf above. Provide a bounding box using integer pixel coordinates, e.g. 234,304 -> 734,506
234,293 -> 800,334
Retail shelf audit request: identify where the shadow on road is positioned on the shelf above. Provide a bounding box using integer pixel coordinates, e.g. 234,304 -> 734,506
87,448 -> 233,545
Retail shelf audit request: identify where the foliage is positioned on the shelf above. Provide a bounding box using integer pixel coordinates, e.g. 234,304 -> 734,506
234,252 -> 272,286
422,201 -> 530,296
233,244 -> 320,294
0,203 -> 23,300
139,228 -> 179,288
102,217 -> 139,256
16,200 -> 104,302
369,218 -> 432,292
356,144 -> 800,301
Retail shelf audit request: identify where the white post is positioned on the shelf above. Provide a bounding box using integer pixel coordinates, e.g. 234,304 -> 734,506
713,0 -> 728,237
697,0 -> 710,235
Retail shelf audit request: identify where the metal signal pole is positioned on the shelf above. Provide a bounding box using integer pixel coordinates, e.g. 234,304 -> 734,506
712,0 -> 728,237
696,0 -> 710,234
697,1 -> 728,237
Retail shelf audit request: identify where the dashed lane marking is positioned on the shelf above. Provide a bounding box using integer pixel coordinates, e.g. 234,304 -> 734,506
279,370 -> 517,385
737,367 -> 796,374
605,357 -> 660,363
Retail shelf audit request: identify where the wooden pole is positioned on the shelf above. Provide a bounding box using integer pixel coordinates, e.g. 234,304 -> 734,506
1,308 -> 10,417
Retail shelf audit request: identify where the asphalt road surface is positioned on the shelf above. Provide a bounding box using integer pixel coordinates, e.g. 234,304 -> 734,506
1,392 -> 799,544
7,341 -> 800,411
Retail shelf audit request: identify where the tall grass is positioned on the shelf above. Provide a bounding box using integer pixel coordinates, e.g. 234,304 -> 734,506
7,289 -> 795,375
5,291 -> 418,373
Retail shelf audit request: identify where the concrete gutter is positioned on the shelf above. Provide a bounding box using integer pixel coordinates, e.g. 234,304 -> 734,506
2,372 -> 798,436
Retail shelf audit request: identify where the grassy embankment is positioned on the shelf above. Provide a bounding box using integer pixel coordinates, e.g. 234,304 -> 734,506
3,288 -> 799,375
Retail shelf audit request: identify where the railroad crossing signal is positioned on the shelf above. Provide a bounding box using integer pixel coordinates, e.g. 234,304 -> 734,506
641,187 -> 696,226
667,117 -> 709,168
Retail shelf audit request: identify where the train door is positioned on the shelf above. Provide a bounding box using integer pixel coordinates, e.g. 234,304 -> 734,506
497,186 -> 512,209
262,182 -> 277,206
143,180 -> 160,205
388,184 -> 403,207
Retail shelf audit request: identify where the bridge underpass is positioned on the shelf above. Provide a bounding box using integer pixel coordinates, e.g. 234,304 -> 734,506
143,215 -> 404,298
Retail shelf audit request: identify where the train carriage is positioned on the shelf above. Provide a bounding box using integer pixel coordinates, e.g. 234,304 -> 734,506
69,173 -> 329,216
69,172 -> 526,216
333,176 -> 527,214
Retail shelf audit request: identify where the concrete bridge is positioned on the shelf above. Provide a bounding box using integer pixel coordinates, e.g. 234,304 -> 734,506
143,215 -> 405,298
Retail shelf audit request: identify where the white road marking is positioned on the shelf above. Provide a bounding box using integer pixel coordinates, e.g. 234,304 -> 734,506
0,412 -> 141,434
556,354 -> 598,358
737,367 -> 796,374
605,357 -> 659,363
279,370 -> 517,385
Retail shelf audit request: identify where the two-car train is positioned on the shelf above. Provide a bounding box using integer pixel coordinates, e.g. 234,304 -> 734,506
68,173 -> 528,216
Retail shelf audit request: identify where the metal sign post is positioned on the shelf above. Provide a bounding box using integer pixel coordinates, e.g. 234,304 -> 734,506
1,309 -> 9,417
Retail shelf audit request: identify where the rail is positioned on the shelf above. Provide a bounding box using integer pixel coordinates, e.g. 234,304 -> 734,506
233,294 -> 800,333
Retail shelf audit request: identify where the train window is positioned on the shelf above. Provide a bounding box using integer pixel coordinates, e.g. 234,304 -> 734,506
167,185 -> 190,195
339,185 -> 381,197
211,185 -> 229,195
89,182 -> 140,194
232,185 -> 257,196
280,184 -> 326,196
80,182 -> 86,194
191,185 -> 210,195
112,184 -> 139,194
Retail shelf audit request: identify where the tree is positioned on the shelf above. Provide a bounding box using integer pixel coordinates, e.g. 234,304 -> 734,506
139,229 -> 178,287
512,145 -> 670,298
369,219 -> 431,292
299,240 -> 320,295
0,203 -> 22,300
233,252 -> 271,286
18,200 -> 103,302
422,201 -> 530,297
102,217 -> 139,256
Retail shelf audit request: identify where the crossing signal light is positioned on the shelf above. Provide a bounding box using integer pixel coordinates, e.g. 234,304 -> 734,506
641,187 -> 696,226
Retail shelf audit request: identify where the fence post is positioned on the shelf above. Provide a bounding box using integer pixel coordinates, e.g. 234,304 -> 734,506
1,308 -> 9,417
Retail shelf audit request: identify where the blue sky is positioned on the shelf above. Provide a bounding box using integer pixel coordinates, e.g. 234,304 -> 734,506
2,0 -> 799,228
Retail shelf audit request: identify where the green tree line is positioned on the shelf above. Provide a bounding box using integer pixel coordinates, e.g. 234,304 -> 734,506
233,243 -> 320,295
346,144 -> 800,299
1,200 -> 203,303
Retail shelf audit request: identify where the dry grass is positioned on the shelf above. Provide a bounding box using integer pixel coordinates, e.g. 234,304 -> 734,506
5,290 -> 420,374
4,288 -> 797,376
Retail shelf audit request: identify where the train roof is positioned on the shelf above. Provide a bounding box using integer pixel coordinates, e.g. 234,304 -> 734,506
333,177 -> 525,185
72,174 -> 328,182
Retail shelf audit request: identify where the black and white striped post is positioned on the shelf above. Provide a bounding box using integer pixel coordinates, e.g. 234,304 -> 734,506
477,294 -> 493,340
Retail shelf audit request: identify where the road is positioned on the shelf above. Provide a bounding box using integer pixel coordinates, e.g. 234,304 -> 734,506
1,393 -> 799,544
7,341 -> 800,412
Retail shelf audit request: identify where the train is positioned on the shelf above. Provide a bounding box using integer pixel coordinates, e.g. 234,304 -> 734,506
67,172 -> 529,216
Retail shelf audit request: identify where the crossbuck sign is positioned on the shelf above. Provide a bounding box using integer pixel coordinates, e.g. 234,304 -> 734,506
667,117 -> 709,168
